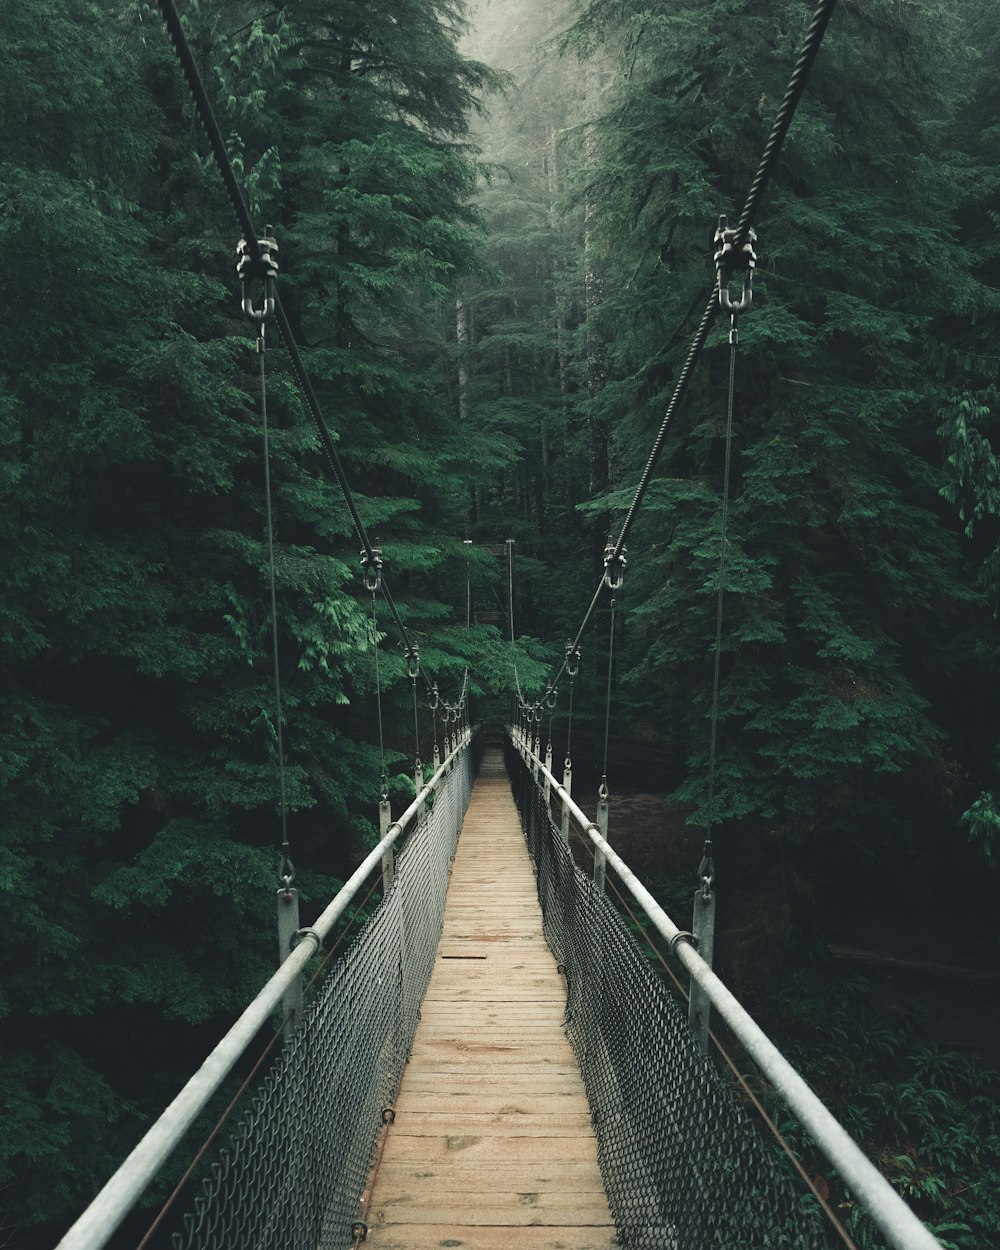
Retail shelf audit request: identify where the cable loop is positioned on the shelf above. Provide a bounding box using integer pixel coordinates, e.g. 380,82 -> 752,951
361,545 -> 383,594
603,542 -> 627,591
237,227 -> 278,325
714,215 -> 757,314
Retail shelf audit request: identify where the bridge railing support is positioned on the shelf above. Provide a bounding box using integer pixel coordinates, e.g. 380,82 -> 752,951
275,886 -> 303,1036
508,727 -> 944,1250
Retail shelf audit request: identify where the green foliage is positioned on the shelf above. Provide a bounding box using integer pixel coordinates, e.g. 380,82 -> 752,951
0,0 -> 502,1242
767,975 -> 1000,1250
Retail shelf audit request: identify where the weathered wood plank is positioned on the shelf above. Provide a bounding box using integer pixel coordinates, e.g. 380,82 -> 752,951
362,759 -> 616,1250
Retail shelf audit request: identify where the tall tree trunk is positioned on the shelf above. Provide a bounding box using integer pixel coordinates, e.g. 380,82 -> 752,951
456,292 -> 470,423
584,64 -> 609,522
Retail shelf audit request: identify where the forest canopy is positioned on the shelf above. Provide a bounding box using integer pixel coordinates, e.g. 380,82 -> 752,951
2,1 -> 999,1246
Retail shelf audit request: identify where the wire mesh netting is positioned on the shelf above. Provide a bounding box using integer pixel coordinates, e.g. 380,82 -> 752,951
506,737 -> 834,1250
170,745 -> 474,1250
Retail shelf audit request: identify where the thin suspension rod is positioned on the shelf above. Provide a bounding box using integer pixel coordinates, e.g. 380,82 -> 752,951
703,323 -> 739,858
548,0 -> 839,692
259,332 -> 291,880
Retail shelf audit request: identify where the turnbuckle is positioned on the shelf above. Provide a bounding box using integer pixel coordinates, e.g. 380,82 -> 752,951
361,545 -> 383,593
236,226 -> 279,325
603,541 -> 627,591
713,214 -> 757,315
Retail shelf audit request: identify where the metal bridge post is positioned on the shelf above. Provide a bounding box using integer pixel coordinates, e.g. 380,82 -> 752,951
415,760 -> 425,821
688,886 -> 716,1053
380,796 -> 394,893
544,739 -> 553,807
560,757 -> 573,845
276,887 -> 304,1036
594,779 -> 610,893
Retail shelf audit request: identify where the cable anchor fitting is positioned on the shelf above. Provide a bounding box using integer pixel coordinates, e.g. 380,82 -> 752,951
427,681 -> 440,711
361,545 -> 383,594
405,645 -> 420,680
565,643 -> 581,679
714,215 -> 757,315
279,848 -> 295,890
603,541 -> 627,591
697,851 -> 715,899
237,227 -> 279,325
544,684 -> 558,710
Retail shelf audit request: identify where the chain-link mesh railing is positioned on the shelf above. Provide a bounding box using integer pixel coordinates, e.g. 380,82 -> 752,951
506,737 -> 833,1250
170,746 -> 474,1250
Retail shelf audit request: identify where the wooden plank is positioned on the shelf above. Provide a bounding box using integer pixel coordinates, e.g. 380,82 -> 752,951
363,1225 -> 617,1249
376,1161 -> 609,1193
363,761 -> 615,1249
373,1192 -> 613,1225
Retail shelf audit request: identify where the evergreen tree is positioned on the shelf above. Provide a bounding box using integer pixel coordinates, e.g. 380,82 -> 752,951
0,1 -> 524,1240
562,0 -> 1000,938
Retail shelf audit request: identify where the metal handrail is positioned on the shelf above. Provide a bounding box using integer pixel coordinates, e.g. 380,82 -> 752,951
508,725 -> 942,1250
57,729 -> 474,1250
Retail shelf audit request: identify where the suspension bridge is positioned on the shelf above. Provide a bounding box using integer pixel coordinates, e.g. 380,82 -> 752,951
51,1 -> 951,1247
57,725 -> 941,1250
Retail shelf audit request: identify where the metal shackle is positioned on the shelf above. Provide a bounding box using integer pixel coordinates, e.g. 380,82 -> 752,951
237,227 -> 279,325
603,542 -> 627,591
713,215 -> 757,315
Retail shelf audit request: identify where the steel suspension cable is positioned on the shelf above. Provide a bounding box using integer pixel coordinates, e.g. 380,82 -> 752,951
258,329 -> 292,884
154,0 -> 433,692
547,0 -> 839,693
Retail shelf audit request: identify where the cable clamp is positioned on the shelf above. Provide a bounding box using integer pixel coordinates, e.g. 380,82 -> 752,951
565,642 -> 581,678
278,850 -> 295,891
361,545 -> 383,593
603,541 -> 627,591
714,214 -> 757,314
697,852 -> 715,897
236,226 -> 279,325
669,931 -> 699,954
291,927 -> 322,953
405,645 -> 420,680
544,684 -> 558,710
427,681 -> 440,711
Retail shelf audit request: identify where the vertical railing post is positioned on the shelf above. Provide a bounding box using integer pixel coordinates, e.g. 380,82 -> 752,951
544,738 -> 553,807
415,759 -> 425,821
688,886 -> 716,1053
380,796 -> 394,893
276,886 -> 303,1037
594,778 -> 610,893
560,757 -> 573,845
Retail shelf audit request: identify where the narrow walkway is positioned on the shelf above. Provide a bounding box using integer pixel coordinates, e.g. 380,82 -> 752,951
364,750 -> 617,1249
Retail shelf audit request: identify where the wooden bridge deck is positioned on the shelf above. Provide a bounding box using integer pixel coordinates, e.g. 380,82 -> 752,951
364,749 -> 617,1249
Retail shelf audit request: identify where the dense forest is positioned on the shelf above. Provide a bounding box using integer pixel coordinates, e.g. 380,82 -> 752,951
3,1 -> 1000,1247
